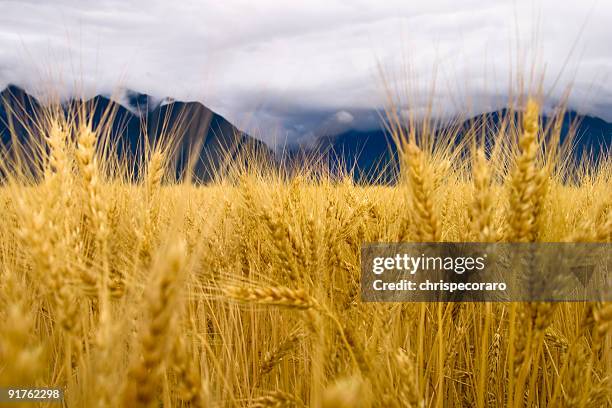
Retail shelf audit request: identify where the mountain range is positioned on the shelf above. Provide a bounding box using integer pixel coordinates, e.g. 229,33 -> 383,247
1,85 -> 610,183
307,108 -> 612,182
0,85 -> 273,181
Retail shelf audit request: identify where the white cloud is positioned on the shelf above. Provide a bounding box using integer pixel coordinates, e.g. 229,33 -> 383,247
0,0 -> 611,146
334,110 -> 354,124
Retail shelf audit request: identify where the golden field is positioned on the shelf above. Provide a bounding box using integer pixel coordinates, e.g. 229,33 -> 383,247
0,99 -> 610,407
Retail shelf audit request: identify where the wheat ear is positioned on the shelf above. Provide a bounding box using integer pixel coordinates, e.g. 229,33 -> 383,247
507,99 -> 545,242
138,149 -> 166,268
470,149 -> 496,242
260,328 -> 304,376
406,143 -> 440,242
120,240 -> 187,408
170,336 -> 206,406
250,390 -> 305,408
76,124 -> 111,291
224,284 -> 319,310
395,348 -> 424,407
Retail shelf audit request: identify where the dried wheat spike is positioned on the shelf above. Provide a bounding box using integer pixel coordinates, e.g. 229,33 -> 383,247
224,285 -> 319,310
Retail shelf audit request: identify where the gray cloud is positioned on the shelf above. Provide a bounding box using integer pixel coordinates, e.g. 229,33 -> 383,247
0,0 -> 611,147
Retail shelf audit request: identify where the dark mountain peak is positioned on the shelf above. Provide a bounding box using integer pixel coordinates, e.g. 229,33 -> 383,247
1,84 -> 29,99
149,99 -> 216,142
0,85 -> 42,148
153,99 -> 213,117
124,89 -> 159,116
66,90 -> 156,117
0,84 -> 38,108
125,89 -> 149,107
84,93 -> 133,115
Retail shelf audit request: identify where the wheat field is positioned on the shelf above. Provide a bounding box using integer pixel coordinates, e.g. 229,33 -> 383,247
0,98 -> 610,407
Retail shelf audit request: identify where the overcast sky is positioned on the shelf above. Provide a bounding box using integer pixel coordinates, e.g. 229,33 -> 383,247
1,0 -> 611,146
